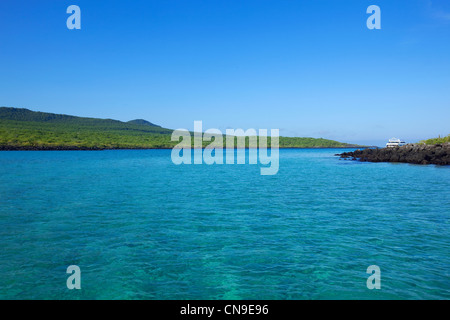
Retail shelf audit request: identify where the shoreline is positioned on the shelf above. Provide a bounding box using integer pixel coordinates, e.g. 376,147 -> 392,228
338,143 -> 450,166
0,146 -> 364,151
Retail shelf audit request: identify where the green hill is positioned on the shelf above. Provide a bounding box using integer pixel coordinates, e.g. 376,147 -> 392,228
0,107 -> 362,150
127,119 -> 160,127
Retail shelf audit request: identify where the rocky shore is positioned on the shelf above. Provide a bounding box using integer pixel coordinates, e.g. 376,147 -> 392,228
338,143 -> 450,165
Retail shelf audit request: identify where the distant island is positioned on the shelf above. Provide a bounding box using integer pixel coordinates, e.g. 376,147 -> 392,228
0,107 -> 364,150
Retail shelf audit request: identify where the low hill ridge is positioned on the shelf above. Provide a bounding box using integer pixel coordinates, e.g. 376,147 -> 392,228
0,106 -> 364,150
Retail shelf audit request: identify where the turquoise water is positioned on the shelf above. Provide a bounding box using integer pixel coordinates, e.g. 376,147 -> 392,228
0,149 -> 449,299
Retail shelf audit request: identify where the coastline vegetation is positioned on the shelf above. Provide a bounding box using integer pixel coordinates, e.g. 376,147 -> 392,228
420,134 -> 450,145
0,107 -> 362,150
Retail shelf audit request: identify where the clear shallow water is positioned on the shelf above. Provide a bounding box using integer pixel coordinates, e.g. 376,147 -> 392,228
0,149 -> 449,300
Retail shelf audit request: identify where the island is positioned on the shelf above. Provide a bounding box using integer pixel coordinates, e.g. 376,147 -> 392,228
338,137 -> 450,165
0,107 -> 364,150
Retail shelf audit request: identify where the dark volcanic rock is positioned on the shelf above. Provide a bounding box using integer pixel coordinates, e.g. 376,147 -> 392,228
338,143 -> 450,165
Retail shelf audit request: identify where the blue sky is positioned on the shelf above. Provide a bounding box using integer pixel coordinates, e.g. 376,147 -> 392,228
0,0 -> 449,146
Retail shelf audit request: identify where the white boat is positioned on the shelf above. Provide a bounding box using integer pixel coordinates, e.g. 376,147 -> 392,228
386,138 -> 406,148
